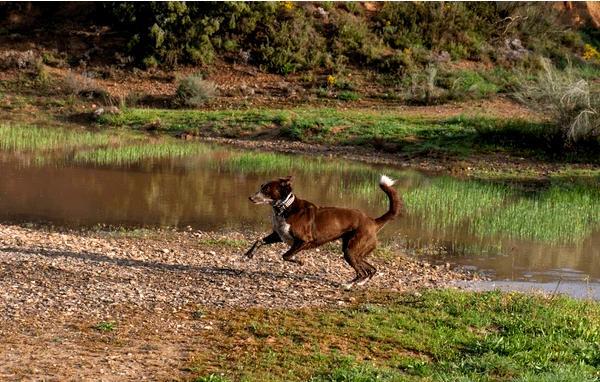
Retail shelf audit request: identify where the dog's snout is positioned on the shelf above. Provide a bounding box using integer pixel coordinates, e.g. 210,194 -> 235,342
248,191 -> 271,205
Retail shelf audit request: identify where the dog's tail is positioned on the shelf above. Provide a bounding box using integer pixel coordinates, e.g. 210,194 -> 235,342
375,175 -> 402,229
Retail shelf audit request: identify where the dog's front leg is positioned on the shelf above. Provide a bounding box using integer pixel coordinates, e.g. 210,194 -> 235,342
244,231 -> 282,259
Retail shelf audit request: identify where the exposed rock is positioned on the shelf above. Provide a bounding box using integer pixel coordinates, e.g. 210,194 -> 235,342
500,38 -> 529,62
92,105 -> 120,119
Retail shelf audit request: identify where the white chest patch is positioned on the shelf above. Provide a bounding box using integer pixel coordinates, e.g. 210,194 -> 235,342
271,211 -> 293,244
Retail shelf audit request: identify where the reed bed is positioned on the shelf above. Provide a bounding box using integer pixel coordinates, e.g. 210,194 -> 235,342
0,124 -> 112,152
473,185 -> 600,243
404,177 -> 512,231
73,140 -> 215,166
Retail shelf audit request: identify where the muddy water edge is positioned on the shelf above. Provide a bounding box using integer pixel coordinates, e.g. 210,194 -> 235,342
1,140 -> 599,296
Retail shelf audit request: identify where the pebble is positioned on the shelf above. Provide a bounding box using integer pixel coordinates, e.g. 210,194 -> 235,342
0,223 -> 481,380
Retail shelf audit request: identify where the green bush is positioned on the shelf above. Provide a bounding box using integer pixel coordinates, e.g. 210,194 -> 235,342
256,14 -> 325,74
103,2 -> 589,77
328,8 -> 387,66
338,90 -> 360,101
372,2 -> 499,59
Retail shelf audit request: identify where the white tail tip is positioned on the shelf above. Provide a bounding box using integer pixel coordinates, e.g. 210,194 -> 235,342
379,174 -> 395,187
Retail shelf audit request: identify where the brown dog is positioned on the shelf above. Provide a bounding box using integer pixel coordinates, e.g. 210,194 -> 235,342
244,175 -> 402,289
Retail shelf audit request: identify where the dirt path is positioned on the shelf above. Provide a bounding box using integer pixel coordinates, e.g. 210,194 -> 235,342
0,224 -> 476,381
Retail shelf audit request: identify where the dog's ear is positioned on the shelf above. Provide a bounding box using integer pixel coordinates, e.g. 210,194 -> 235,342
279,175 -> 293,184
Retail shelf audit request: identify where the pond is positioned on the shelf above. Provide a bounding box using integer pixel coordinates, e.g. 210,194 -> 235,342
1,141 -> 599,294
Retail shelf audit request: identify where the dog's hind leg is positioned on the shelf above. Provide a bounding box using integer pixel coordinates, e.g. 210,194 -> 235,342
344,231 -> 378,288
341,232 -> 366,290
281,240 -> 309,266
355,238 -> 378,286
356,261 -> 376,286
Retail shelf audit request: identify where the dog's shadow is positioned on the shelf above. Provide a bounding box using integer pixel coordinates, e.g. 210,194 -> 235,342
0,246 -> 341,288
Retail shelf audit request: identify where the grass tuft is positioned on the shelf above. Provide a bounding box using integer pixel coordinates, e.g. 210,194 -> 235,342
93,321 -> 116,332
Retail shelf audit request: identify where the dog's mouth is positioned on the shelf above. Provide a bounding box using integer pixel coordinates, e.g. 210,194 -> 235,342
249,192 -> 273,205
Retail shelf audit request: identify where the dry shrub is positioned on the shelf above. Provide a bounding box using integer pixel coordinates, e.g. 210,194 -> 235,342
517,58 -> 600,146
0,50 -> 38,69
63,72 -> 109,100
175,74 -> 217,107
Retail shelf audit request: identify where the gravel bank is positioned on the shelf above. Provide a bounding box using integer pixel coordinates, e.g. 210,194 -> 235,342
0,223 -> 478,381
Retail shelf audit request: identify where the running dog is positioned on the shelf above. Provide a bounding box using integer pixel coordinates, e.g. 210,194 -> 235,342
244,175 -> 401,289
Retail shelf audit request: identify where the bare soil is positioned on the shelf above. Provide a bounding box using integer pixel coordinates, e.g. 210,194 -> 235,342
0,223 -> 478,381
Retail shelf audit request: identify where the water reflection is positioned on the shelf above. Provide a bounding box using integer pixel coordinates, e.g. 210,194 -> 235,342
0,144 -> 599,288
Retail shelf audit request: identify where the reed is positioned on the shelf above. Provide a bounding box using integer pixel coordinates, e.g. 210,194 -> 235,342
0,123 -> 112,152
404,177 -> 512,231
74,140 -> 215,166
473,185 -> 600,243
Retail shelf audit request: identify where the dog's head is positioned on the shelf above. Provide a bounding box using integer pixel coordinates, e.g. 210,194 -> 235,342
249,176 -> 293,205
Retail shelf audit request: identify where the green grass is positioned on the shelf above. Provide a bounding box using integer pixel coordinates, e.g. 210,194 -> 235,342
403,176 -> 600,244
90,106 -> 600,163
0,123 -> 217,166
442,70 -> 501,99
101,108 -> 556,158
404,177 -> 512,232
190,290 -> 600,382
93,321 -> 116,332
73,140 -> 215,166
473,185 -> 600,243
0,123 -> 113,152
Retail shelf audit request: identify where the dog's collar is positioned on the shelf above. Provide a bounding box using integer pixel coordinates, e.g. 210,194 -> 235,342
273,193 -> 295,215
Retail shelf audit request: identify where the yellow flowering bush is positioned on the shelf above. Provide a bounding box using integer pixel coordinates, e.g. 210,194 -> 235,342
327,75 -> 336,87
583,44 -> 600,61
280,1 -> 294,11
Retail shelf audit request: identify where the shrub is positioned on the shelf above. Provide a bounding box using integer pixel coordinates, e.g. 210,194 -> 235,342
109,2 -> 226,67
498,3 -> 566,59
0,49 -> 38,69
338,90 -> 360,101
33,58 -> 50,86
516,58 -> 600,146
372,2 -> 498,59
102,2 -> 583,75
256,16 -> 325,75
328,8 -> 387,66
583,43 -> 600,61
175,74 -> 217,107
63,72 -> 109,100
403,64 -> 446,105
439,70 -> 500,100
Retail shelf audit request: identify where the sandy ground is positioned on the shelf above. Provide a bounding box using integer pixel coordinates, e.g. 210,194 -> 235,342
0,223 -> 478,381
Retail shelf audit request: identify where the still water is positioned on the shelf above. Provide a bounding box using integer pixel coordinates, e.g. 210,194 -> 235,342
1,144 -> 599,293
